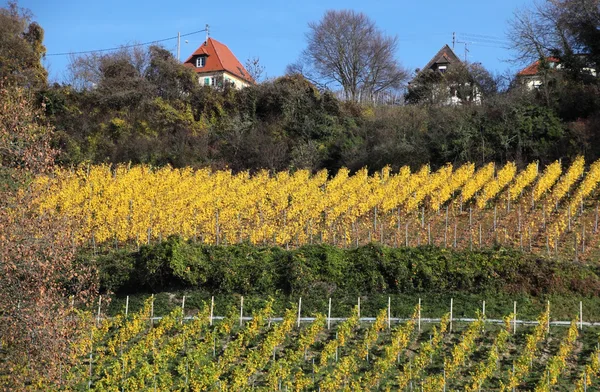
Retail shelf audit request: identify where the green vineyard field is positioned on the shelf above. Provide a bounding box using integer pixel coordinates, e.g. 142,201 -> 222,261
47,299 -> 600,391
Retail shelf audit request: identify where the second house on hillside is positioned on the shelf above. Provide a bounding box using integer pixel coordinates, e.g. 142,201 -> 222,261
406,44 -> 481,105
183,38 -> 255,89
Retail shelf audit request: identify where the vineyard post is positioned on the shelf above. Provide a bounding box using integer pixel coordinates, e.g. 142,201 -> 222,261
396,209 -> 401,247
405,223 -> 409,247
479,224 -> 482,249
358,297 -> 361,320
482,300 -> 486,332
443,368 -> 446,392
493,205 -> 497,231
518,206 -> 521,232
210,296 -> 214,326
328,298 -> 332,330
421,207 -> 425,228
387,297 -> 391,330
125,296 -> 129,319
454,222 -> 457,248
469,207 -> 472,227
240,296 -> 244,327
181,295 -> 186,324
450,298 -> 453,332
582,225 -> 586,254
543,205 -> 546,229
568,206 -> 572,232
580,301 -> 583,330
528,228 -> 532,252
374,206 -> 378,234
150,294 -> 154,326
547,300 -> 550,333
575,235 -> 579,262
297,297 -> 302,328
519,230 -> 523,251
96,295 -> 102,325
418,298 -> 422,332
470,228 -> 473,251
513,301 -> 517,334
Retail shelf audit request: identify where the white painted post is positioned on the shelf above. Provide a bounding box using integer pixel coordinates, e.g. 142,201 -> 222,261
387,297 -> 391,330
513,301 -> 517,334
181,295 -> 186,324
210,296 -> 214,326
547,300 -> 550,333
297,297 -> 302,328
580,301 -> 583,330
450,298 -> 453,332
125,296 -> 129,318
328,297 -> 332,330
240,296 -> 244,327
418,298 -> 422,332
358,297 -> 361,320
150,294 -> 154,326
482,300 -> 486,332
96,295 -> 102,326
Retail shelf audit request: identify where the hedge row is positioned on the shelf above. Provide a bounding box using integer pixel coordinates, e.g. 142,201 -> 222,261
93,236 -> 600,298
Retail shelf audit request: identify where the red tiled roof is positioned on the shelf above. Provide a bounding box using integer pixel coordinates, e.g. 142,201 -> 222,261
517,57 -> 560,76
183,38 -> 255,84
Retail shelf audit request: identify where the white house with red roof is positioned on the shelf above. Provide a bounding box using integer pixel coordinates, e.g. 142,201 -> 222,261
517,56 -> 597,89
516,57 -> 561,89
183,38 -> 254,89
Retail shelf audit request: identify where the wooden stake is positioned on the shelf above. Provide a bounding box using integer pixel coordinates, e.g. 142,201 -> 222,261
580,301 -> 583,330
125,296 -> 129,318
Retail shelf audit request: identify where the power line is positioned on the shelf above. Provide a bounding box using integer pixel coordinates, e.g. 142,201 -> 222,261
45,29 -> 207,57
458,32 -> 508,42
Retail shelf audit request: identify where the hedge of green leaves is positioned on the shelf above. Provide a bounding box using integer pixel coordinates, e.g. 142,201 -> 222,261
94,236 -> 600,298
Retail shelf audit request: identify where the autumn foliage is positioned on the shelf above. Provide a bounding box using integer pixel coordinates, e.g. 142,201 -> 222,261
0,85 -> 98,389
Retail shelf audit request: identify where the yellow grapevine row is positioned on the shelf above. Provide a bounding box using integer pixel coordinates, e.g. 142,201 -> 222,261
31,158 -> 598,247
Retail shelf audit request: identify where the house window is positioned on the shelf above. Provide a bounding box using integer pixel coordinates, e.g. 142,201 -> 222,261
204,77 -> 210,86
196,56 -> 206,68
438,65 -> 447,73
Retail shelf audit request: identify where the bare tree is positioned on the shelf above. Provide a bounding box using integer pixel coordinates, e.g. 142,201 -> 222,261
508,0 -> 600,66
244,56 -> 266,83
293,9 -> 407,101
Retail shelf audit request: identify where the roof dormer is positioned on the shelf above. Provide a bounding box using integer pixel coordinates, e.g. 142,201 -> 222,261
196,55 -> 206,68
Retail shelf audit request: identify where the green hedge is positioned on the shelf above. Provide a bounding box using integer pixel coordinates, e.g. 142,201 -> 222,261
93,236 -> 600,298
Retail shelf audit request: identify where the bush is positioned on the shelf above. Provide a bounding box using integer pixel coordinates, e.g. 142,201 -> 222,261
92,237 -> 600,299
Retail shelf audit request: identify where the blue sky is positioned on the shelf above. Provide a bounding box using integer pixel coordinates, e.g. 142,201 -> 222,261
15,0 -> 532,83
